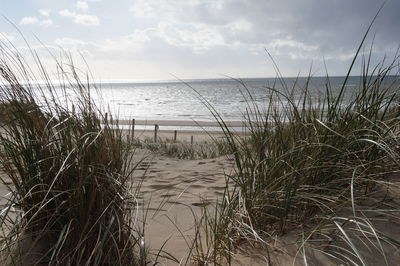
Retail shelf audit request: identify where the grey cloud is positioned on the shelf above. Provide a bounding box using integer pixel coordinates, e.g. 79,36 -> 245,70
131,0 -> 399,60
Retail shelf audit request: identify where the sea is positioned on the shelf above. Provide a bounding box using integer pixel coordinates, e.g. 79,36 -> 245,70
28,76 -> 398,131
92,76 -> 397,122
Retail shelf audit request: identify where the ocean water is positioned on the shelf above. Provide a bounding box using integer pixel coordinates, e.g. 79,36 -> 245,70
91,76 -> 398,122
27,75 -> 396,127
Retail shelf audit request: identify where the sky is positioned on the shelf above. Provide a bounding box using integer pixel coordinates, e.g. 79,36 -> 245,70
0,0 -> 399,81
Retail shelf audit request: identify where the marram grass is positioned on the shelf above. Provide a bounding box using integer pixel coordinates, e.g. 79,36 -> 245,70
132,137 -> 232,160
189,50 -> 400,264
0,47 -> 143,264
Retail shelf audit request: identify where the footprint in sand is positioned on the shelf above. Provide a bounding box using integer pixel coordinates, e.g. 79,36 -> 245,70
149,169 -> 162,173
166,200 -> 186,206
149,183 -> 176,190
154,179 -> 171,184
208,186 -> 226,191
188,184 -> 204,189
191,201 -> 211,207
160,194 -> 177,198
200,177 -> 216,183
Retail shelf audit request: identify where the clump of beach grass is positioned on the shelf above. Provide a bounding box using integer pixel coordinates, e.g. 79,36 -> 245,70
132,137 -> 232,160
190,29 -> 400,265
0,44 -> 145,264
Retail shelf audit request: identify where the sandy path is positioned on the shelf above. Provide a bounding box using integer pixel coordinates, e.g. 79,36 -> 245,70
130,149 -> 235,264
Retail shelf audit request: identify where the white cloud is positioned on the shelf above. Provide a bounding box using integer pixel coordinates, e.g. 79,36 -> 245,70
129,0 -> 223,20
39,9 -> 50,17
54,33 -> 148,55
54,38 -> 96,58
52,21 -> 226,58
100,32 -> 151,52
129,1 -> 157,18
55,37 -> 93,47
19,17 -> 39,25
19,16 -> 52,27
155,23 -> 225,53
63,22 -> 227,55
39,19 -> 53,26
76,1 -> 89,11
228,19 -> 252,32
268,38 -> 318,52
110,22 -> 226,54
59,9 -> 99,26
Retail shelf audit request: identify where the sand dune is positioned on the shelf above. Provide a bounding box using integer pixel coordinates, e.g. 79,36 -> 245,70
1,133 -> 399,265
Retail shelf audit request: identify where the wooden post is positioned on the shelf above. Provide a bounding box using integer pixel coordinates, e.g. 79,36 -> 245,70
154,124 -> 159,142
131,119 -> 135,140
191,135 -> 194,145
174,130 -> 177,142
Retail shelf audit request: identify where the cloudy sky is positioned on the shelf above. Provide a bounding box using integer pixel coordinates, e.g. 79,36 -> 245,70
0,0 -> 399,81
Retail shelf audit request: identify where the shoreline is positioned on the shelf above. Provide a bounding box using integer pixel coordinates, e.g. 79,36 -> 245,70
130,128 -> 228,142
117,119 -> 247,142
116,119 -> 245,127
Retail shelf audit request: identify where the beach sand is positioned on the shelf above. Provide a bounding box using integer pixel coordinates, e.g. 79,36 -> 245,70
129,148 -> 400,265
124,122 -> 400,265
118,119 -> 245,143
128,148 -> 400,265
131,148 -> 235,264
0,121 -> 399,265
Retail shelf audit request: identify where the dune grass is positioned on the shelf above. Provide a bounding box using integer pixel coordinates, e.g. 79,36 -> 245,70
0,45 -> 147,264
132,136 -> 232,160
188,46 -> 400,264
